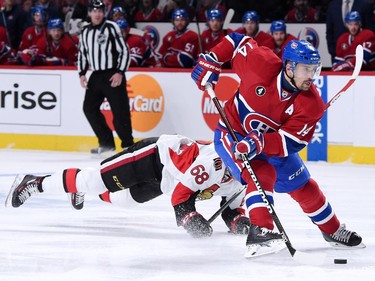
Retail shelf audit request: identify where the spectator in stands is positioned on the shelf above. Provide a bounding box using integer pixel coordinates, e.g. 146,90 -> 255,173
285,0 -> 319,23
35,0 -> 60,19
201,8 -> 232,54
158,8 -> 199,67
161,0 -> 195,21
196,0 -> 226,22
22,0 -> 33,14
18,5 -> 48,53
333,11 -> 375,71
270,19 -> 297,58
116,18 -> 157,67
134,0 -> 163,22
235,10 -> 274,50
0,0 -> 28,50
225,0 -> 254,23
59,0 -> 88,27
122,0 -> 138,27
326,0 -> 373,63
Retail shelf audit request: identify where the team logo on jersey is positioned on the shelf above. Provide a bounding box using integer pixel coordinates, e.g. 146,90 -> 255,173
255,86 -> 266,96
298,27 -> 319,48
341,43 -> 349,50
213,157 -> 222,171
143,25 -> 160,49
243,112 -> 279,134
97,33 -> 107,44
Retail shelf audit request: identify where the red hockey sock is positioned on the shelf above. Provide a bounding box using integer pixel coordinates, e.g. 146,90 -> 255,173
289,178 -> 340,234
242,160 -> 276,230
62,168 -> 81,193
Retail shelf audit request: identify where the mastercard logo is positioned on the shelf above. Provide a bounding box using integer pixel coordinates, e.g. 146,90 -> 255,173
100,74 -> 164,132
201,76 -> 239,131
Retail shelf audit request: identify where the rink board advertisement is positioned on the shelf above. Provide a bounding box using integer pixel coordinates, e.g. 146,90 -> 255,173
0,67 -> 374,163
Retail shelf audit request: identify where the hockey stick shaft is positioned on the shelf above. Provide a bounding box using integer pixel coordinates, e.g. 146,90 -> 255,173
325,44 -> 363,110
205,84 -> 297,257
222,8 -> 234,34
207,184 -> 246,224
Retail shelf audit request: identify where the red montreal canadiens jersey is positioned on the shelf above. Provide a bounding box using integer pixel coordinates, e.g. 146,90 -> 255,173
210,33 -> 325,157
127,34 -> 148,66
201,28 -> 232,53
19,26 -> 47,51
158,29 -> 199,67
156,134 -> 244,207
336,29 -> 375,69
35,34 -> 79,65
234,27 -> 274,50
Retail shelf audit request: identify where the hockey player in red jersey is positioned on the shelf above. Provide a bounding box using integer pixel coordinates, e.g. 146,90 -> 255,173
234,11 -> 274,50
333,11 -> 375,71
115,19 -> 156,67
270,20 -> 297,58
29,18 -> 79,66
0,26 -> 12,64
191,33 -> 365,257
6,135 -> 249,238
158,8 -> 199,68
18,5 -> 48,52
200,8 -> 232,54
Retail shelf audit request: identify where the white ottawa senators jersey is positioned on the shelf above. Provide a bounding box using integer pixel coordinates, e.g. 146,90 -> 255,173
156,134 -> 244,207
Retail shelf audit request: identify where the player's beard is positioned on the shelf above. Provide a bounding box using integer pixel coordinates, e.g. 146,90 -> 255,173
299,79 -> 312,91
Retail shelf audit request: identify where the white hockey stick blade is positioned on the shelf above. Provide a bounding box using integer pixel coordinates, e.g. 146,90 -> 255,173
325,44 -> 363,110
223,8 -> 234,30
293,250 -> 327,266
129,28 -> 145,37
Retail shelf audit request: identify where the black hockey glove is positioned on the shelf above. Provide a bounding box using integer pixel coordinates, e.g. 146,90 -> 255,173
173,191 -> 213,238
181,211 -> 213,238
221,197 -> 249,235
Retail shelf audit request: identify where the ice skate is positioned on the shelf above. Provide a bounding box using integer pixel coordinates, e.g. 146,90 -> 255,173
70,192 -> 85,210
244,224 -> 286,258
322,224 -> 366,248
5,175 -> 45,208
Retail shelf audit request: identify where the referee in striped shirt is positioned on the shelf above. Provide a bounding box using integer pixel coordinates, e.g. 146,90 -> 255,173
78,0 -> 134,155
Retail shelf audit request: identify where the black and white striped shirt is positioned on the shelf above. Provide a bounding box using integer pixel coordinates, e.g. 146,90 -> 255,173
78,19 -> 130,76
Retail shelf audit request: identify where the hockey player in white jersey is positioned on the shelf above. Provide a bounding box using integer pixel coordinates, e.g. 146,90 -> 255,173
6,135 -> 248,238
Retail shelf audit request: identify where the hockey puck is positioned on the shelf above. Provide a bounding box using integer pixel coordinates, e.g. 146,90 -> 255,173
334,259 -> 347,264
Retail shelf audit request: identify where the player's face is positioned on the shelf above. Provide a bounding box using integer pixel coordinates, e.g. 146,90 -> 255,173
272,31 -> 286,47
243,20 -> 257,36
208,19 -> 223,33
173,17 -> 188,32
33,12 -> 44,27
111,11 -> 124,21
346,21 -> 361,36
290,63 -> 321,90
49,28 -> 64,41
90,8 -> 105,26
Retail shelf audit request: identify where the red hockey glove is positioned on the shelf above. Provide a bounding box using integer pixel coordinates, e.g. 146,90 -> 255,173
332,61 -> 354,72
233,130 -> 264,160
191,53 -> 222,91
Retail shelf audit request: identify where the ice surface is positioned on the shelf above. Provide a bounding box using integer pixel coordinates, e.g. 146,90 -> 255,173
0,149 -> 374,281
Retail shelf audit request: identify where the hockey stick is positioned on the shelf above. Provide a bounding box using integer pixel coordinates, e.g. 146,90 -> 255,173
205,84 -> 327,265
325,44 -> 363,110
193,0 -> 204,53
222,8 -> 234,34
207,185 -> 246,224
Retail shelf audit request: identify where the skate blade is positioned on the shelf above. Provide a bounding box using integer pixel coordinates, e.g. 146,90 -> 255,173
5,174 -> 25,208
327,241 -> 366,249
244,239 -> 286,258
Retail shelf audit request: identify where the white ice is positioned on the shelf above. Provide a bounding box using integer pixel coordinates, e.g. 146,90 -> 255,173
0,149 -> 374,281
